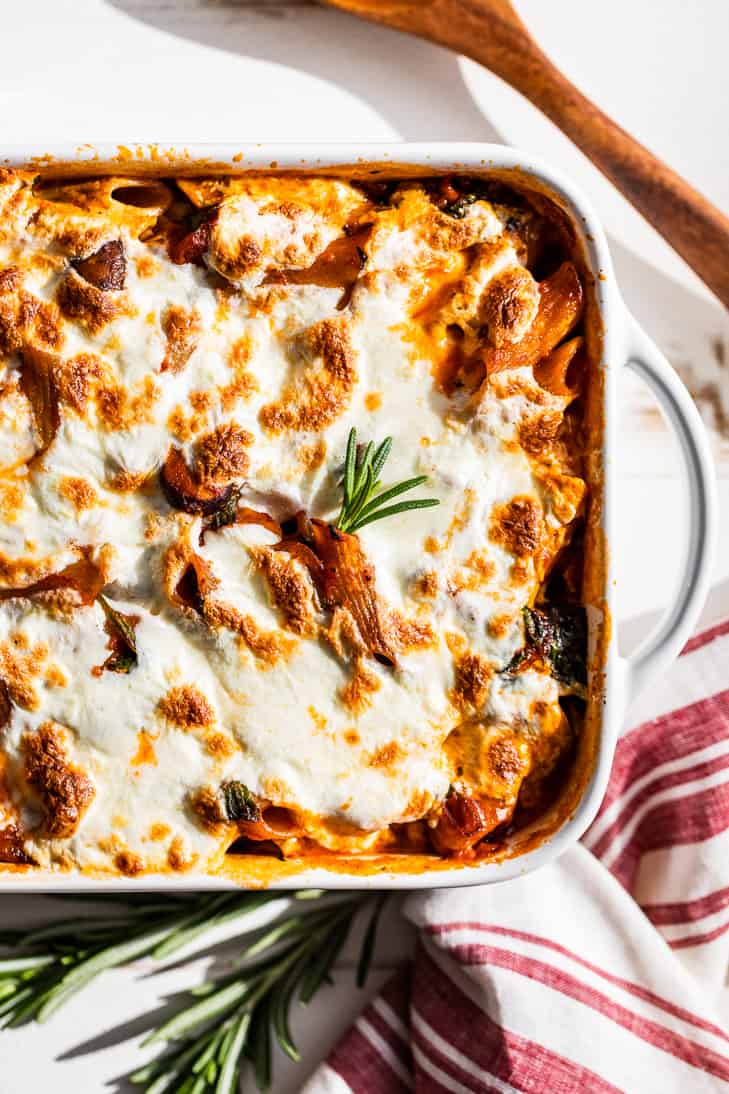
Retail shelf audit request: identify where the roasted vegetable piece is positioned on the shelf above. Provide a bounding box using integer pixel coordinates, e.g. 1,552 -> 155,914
168,214 -> 214,266
160,446 -> 234,516
430,790 -> 512,856
309,519 -> 397,667
265,225 -> 371,307
429,177 -> 476,219
273,429 -> 438,666
71,240 -> 126,291
480,261 -> 583,375
19,345 -> 60,462
533,335 -> 586,397
0,552 -> 105,606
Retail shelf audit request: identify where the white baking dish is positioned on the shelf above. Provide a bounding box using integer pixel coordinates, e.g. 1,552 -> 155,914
0,143 -> 717,892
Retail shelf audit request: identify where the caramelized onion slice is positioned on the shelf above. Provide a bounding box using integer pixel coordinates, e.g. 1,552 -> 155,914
232,507 -> 282,538
429,790 -> 513,857
173,553 -> 217,616
160,447 -> 234,516
0,552 -> 105,606
19,345 -> 60,462
71,240 -> 126,291
480,262 -> 584,377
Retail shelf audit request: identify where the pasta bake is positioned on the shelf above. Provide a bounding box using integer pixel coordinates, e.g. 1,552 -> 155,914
0,168 -> 594,877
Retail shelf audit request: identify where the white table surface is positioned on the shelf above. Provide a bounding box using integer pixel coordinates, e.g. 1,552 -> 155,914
1,1 -> 729,1090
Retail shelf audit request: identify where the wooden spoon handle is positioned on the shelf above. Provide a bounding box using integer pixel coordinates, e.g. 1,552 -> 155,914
325,0 -> 729,308
488,25 -> 729,307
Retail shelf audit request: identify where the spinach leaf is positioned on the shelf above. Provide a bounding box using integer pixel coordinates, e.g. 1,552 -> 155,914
223,780 -> 260,823
509,605 -> 587,689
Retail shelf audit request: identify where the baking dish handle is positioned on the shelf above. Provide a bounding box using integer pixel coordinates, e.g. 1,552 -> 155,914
622,314 -> 717,703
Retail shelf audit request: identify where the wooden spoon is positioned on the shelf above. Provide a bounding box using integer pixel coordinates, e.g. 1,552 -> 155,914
321,0 -> 729,309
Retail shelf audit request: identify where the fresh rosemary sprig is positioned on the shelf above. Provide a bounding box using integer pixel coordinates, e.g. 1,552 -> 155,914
336,427 -> 439,533
0,889 -> 387,1092
133,893 -> 387,1093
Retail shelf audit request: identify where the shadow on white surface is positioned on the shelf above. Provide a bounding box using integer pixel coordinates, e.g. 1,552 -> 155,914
611,239 -> 729,451
106,0 -> 501,143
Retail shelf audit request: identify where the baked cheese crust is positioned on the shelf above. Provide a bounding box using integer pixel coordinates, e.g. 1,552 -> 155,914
0,169 -> 589,875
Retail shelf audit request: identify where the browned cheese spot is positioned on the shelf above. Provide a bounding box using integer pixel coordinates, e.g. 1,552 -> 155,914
489,495 -> 544,558
412,571 -> 439,599
251,547 -> 318,636
160,304 -> 201,374
340,656 -> 381,716
55,353 -> 103,415
189,785 -> 226,833
487,613 -> 514,640
214,235 -> 263,283
518,411 -> 563,457
194,423 -> 253,484
158,685 -> 215,730
0,268 -> 65,358
488,736 -> 527,787
259,316 -> 357,433
167,835 -> 196,871
387,611 -> 435,652
202,599 -> 295,667
149,822 -> 171,841
0,638 -> 49,711
480,266 -> 540,348
453,651 -> 492,711
367,741 -> 404,769
114,849 -> 144,876
59,476 -> 99,512
56,269 -> 128,334
22,722 -> 95,838
220,334 -> 259,410
108,468 -> 149,493
96,375 -> 160,432
204,731 -> 237,760
450,550 -> 496,594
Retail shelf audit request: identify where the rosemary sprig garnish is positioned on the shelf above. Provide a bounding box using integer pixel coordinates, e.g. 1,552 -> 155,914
336,427 -> 439,533
0,889 -> 386,1092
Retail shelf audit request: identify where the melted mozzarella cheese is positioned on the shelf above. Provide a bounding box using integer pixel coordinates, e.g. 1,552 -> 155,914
0,174 -> 585,873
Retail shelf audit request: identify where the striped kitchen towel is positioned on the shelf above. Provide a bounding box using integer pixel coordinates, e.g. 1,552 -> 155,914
305,619 -> 729,1092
